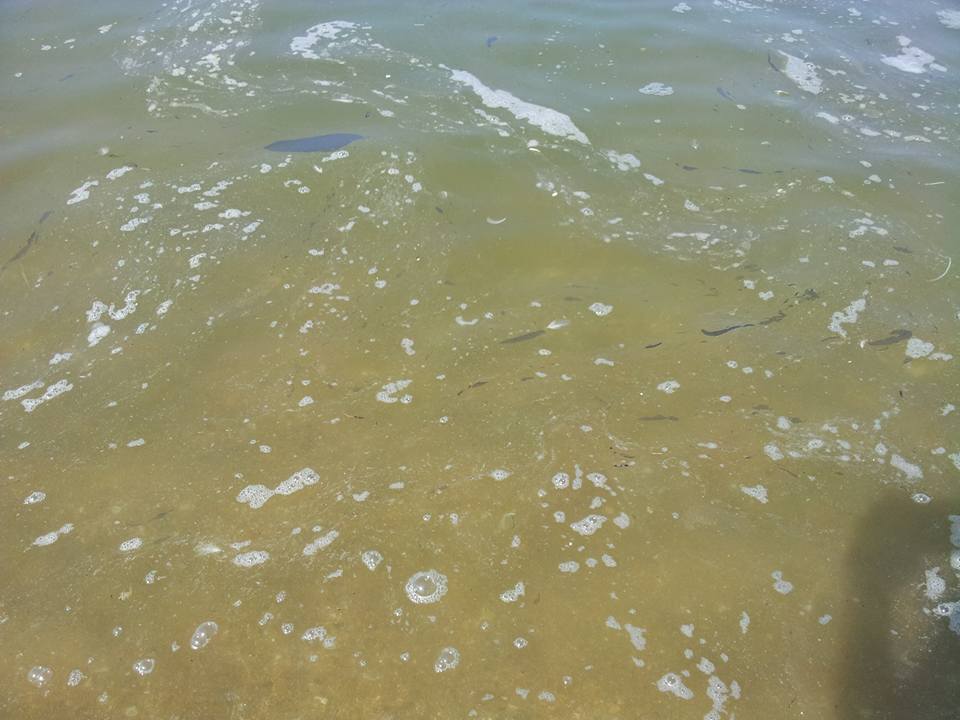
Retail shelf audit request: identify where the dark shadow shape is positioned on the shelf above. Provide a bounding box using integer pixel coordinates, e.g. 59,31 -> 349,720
837,490 -> 960,719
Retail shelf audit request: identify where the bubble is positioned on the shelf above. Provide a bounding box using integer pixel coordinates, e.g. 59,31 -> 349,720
657,379 -> 680,394
500,581 -> 525,603
27,666 -> 52,688
361,549 -> 383,571
119,537 -> 143,553
301,626 -> 327,642
513,637 -> 528,649
570,514 -> 606,536
489,469 -> 511,481
132,658 -> 155,676
434,646 -> 460,673
66,669 -> 85,687
656,672 -> 694,699
23,490 -> 46,505
405,569 -> 448,604
232,550 -> 269,567
190,621 -> 219,650
772,570 -> 794,594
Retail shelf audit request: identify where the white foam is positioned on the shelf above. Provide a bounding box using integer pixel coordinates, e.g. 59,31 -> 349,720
905,338 -> 934,359
119,537 -> 143,552
882,36 -> 937,74
448,68 -> 590,144
361,549 -> 383,570
106,166 -> 134,181
237,467 -> 320,509
779,51 -> 823,94
657,380 -> 680,394
376,379 -> 412,404
638,82 -> 674,96
938,9 -> 960,29
67,180 -> 98,205
3,380 -> 43,401
290,21 -> 358,59
233,550 -> 269,567
764,443 -> 784,461
656,672 -> 694,699
890,454 -> 923,481
741,485 -> 768,503
571,514 -> 607,536
772,570 -> 793,594
22,379 -> 73,413
303,529 -> 339,556
33,523 -> 74,547
605,150 -> 641,171
828,296 -> 866,337
405,569 -> 448,604
625,624 -> 646,651
434,646 -> 460,673
500,581 -> 525,603
589,302 -> 613,317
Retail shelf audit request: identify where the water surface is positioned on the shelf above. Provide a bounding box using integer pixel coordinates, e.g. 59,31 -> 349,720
1,1 -> 959,718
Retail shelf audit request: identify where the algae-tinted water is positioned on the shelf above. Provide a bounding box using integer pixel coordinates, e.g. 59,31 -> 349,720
1,1 -> 959,718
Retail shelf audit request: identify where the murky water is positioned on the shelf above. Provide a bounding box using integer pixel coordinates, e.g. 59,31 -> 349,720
2,0 -> 959,717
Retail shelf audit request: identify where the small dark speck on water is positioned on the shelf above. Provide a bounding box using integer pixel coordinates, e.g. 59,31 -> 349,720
486,36 -> 498,48
265,133 -> 363,153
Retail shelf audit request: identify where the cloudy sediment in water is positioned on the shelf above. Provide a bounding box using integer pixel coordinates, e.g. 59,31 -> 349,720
0,0 -> 958,717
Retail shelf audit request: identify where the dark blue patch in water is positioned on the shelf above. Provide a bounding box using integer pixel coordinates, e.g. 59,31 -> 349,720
486,35 -> 498,48
264,133 -> 363,153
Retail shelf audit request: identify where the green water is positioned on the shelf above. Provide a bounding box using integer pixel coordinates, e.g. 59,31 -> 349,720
1,0 -> 959,718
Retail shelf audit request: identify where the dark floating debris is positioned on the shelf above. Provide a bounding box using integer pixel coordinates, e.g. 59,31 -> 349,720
264,133 -> 363,153
486,36 -> 498,48
500,330 -> 545,344
866,329 -> 912,347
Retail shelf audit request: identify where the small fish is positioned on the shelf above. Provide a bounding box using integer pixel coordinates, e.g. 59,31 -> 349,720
716,86 -> 735,102
501,330 -> 545,345
265,133 -> 363,153
638,415 -> 679,422
738,168 -> 762,175
767,52 -> 782,74
702,322 -> 752,337
866,329 -> 912,347
486,35 -> 498,48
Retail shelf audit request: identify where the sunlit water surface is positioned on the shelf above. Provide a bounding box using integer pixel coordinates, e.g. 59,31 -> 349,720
1,0 -> 959,718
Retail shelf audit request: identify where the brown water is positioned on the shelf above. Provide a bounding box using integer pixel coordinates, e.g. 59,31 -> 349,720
1,0 -> 959,718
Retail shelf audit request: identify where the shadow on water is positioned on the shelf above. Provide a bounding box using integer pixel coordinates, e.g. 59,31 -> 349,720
837,490 -> 960,720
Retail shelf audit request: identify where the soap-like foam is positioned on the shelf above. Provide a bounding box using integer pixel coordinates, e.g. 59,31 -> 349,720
405,569 -> 448,604
448,68 -> 590,145
237,468 -> 320,509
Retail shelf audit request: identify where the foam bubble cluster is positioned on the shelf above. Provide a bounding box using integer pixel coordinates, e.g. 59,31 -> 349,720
405,569 -> 448,604
434,646 -> 460,673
